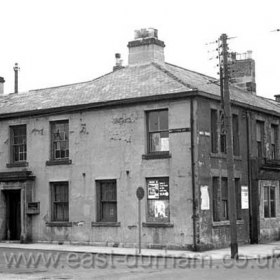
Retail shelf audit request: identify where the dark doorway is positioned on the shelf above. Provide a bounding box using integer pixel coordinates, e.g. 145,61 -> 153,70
4,190 -> 21,240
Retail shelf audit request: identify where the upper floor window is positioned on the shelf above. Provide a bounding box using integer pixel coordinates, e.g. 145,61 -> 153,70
10,125 -> 27,163
147,110 -> 169,153
271,124 -> 278,159
211,109 -> 218,153
256,121 -> 264,158
51,120 -> 69,160
232,114 -> 240,156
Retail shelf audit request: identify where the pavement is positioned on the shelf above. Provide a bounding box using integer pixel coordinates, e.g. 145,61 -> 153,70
1,241 -> 280,260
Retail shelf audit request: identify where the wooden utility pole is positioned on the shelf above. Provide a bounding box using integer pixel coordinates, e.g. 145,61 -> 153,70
220,33 -> 238,259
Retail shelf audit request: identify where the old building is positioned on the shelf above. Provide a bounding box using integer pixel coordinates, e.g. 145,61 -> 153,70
0,28 -> 280,250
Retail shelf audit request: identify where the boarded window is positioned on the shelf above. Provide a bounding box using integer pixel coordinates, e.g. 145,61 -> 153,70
10,125 -> 27,162
256,121 -> 264,158
211,109 -> 218,153
271,125 -> 278,159
51,120 -> 69,160
96,180 -> 117,222
147,177 -> 170,223
264,186 -> 276,218
232,114 -> 240,156
51,182 -> 69,222
147,110 -> 169,153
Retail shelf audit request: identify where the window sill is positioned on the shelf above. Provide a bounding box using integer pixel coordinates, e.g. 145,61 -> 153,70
6,162 -> 29,168
142,152 -> 171,160
46,159 -> 72,166
46,222 -> 72,227
212,220 -> 244,227
91,222 -> 120,227
142,222 -> 174,228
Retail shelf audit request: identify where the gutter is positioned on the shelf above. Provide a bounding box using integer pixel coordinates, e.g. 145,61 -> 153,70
190,97 -> 198,251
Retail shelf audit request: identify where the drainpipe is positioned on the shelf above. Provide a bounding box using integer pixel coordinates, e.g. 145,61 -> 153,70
191,97 -> 198,251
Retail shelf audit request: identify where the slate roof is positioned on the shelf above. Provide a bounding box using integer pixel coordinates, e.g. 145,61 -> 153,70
0,61 -> 279,116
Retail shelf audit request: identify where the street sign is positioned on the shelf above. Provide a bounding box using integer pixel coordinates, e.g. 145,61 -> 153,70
136,186 -> 145,200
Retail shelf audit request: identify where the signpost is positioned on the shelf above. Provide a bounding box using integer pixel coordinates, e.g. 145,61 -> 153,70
136,186 -> 144,254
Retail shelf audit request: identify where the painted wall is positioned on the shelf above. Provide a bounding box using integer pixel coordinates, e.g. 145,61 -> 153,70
0,99 -> 193,249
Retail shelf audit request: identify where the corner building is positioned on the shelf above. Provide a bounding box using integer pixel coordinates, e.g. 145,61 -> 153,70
0,29 -> 279,250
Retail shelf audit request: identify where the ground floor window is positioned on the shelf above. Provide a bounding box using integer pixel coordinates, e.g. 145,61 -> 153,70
264,185 -> 276,218
146,177 -> 170,223
212,177 -> 241,221
96,180 -> 117,222
50,182 -> 69,222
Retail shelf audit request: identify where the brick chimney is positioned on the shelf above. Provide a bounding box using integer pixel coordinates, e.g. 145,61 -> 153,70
0,76 -> 5,95
274,94 -> 280,102
229,50 -> 256,94
127,28 -> 165,65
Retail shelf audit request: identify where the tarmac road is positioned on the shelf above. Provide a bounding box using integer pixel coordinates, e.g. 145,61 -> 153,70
0,247 -> 280,279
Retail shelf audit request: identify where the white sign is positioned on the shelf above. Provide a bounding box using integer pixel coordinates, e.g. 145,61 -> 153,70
200,185 -> 210,210
241,186 -> 249,209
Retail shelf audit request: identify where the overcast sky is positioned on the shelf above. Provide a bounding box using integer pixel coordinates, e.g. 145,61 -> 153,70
0,0 -> 279,99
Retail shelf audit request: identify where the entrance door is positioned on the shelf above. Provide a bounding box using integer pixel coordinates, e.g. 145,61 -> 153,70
4,190 -> 21,240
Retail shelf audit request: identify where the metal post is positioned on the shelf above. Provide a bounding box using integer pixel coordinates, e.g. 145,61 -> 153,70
138,199 -> 141,254
220,33 -> 238,259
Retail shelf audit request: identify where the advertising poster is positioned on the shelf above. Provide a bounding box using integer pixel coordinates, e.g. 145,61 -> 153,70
241,186 -> 249,209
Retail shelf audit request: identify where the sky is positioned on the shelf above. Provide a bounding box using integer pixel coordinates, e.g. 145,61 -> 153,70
0,0 -> 279,99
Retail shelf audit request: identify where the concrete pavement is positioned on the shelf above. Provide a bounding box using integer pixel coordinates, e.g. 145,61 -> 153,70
1,241 -> 280,260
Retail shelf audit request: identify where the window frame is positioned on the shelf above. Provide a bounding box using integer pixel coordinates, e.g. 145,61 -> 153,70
271,124 -> 278,159
96,180 -> 117,223
263,185 -> 276,218
10,124 -> 27,163
232,114 -> 240,156
50,120 -> 69,161
146,109 -> 169,154
256,120 -> 265,158
50,182 -> 69,222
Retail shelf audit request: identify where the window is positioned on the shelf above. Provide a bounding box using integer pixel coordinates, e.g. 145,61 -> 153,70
211,109 -> 218,153
212,177 -> 241,222
219,110 -> 227,154
147,177 -> 170,223
264,186 -> 276,218
96,180 -> 117,222
10,125 -> 27,162
51,121 -> 69,160
212,177 -> 220,221
221,177 -> 228,220
271,124 -> 278,159
232,114 -> 240,156
51,182 -> 69,222
147,110 -> 169,153
235,178 -> 241,220
256,121 -> 264,158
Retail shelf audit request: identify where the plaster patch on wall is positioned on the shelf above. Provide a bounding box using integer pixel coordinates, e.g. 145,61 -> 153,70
31,128 -> 44,135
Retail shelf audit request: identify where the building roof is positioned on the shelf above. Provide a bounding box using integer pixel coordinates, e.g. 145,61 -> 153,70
0,61 -> 279,117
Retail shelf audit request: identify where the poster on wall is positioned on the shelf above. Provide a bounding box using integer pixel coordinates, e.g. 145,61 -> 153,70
147,179 -> 169,200
241,186 -> 249,209
200,185 -> 210,210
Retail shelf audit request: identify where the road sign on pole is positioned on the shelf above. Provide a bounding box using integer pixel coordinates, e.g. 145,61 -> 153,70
136,186 -> 144,254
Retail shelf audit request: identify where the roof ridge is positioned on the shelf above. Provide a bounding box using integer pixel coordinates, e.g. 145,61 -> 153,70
151,62 -> 196,90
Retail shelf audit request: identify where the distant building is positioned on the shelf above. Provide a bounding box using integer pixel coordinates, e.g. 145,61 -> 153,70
0,29 -> 280,250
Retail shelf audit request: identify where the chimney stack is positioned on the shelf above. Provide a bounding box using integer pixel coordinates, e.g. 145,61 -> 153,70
127,28 -> 165,66
229,51 -> 256,94
13,63 -> 20,93
113,53 -> 124,71
274,94 -> 280,103
0,77 -> 5,95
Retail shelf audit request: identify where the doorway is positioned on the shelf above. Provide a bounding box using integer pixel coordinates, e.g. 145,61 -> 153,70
4,190 -> 21,240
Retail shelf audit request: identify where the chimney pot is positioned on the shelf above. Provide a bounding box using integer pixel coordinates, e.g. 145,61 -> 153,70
0,76 -> 5,95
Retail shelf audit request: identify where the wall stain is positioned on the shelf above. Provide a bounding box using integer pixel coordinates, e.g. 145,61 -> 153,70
31,128 -> 44,135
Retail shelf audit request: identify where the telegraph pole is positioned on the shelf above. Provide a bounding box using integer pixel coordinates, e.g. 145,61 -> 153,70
219,33 -> 238,259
